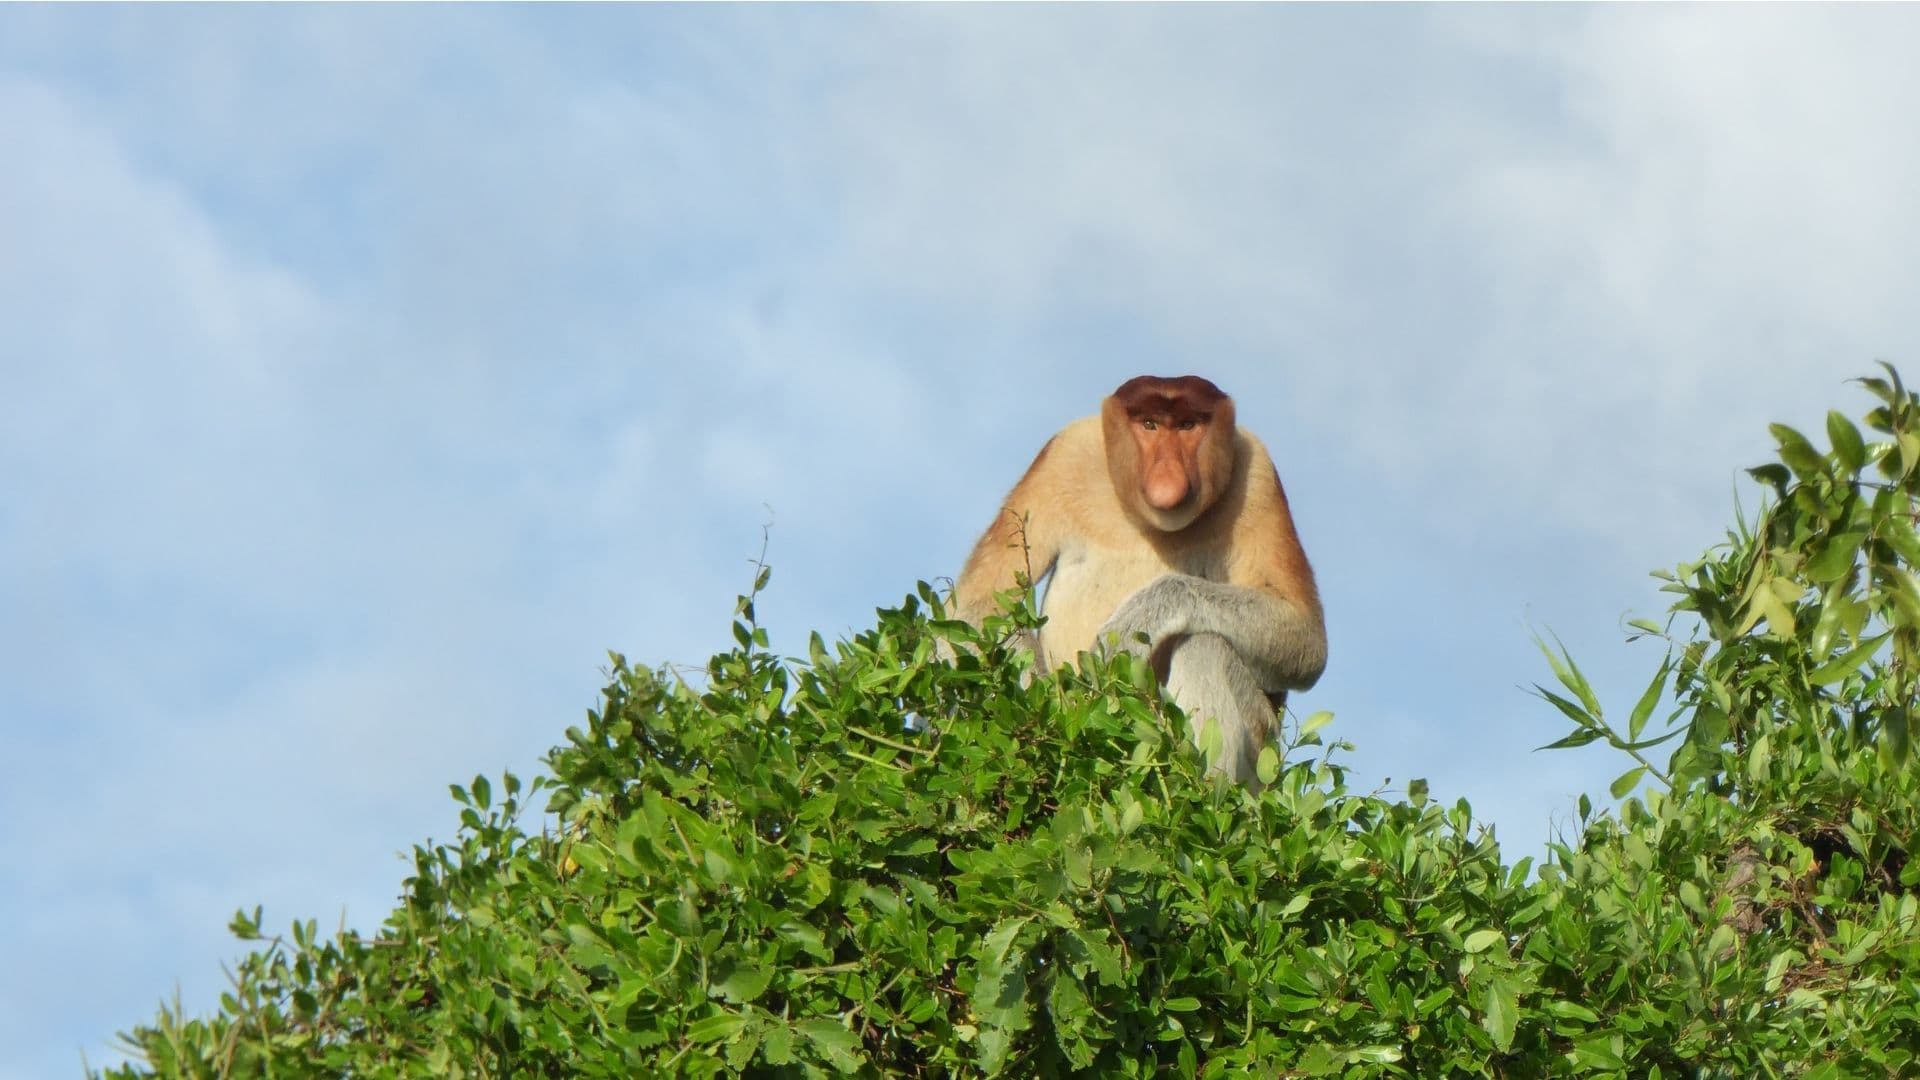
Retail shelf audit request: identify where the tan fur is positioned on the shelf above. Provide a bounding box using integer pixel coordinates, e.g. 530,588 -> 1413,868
952,377 -> 1324,786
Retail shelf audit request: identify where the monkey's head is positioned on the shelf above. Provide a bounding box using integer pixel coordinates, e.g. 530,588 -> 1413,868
1101,375 -> 1237,532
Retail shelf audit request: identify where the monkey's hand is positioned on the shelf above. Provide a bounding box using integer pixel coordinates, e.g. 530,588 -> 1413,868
1097,573 -> 1325,692
1094,586 -> 1174,679
1096,574 -> 1199,654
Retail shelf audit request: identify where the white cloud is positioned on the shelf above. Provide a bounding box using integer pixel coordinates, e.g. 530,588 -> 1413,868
1437,6 -> 1920,539
0,66 -> 749,1071
9,8 -> 1920,1075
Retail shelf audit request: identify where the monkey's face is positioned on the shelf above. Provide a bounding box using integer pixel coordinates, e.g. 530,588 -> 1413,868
1130,412 -> 1210,517
1102,375 -> 1237,533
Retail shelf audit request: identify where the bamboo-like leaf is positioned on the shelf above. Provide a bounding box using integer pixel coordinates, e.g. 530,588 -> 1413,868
1806,632 -> 1889,685
1620,728 -> 1685,753
1609,766 -> 1647,799
1805,532 -> 1864,583
1536,634 -> 1603,717
1538,728 -> 1603,751
1752,588 -> 1795,639
1533,685 -> 1597,728
1810,591 -> 1848,662
1628,659 -> 1670,742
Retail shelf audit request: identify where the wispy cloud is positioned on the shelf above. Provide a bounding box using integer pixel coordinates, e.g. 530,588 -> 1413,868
4,7 -> 1919,1074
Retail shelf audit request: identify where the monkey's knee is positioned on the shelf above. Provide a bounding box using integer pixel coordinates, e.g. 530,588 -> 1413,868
1161,632 -> 1276,787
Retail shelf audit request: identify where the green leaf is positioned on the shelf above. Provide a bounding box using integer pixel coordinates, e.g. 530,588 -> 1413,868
1537,728 -> 1602,751
1609,766 -> 1647,799
687,1011 -> 749,1044
1707,923 -> 1738,959
1885,515 -> 1920,566
1543,1000 -> 1599,1023
1772,423 -> 1828,480
1463,929 -> 1505,954
712,963 -> 771,1004
726,1029 -> 762,1070
1806,531 -> 1865,583
1829,410 -> 1867,471
1533,685 -> 1597,728
1807,632 -> 1889,685
1537,635 -> 1603,717
762,1023 -> 795,1064
1572,1034 -> 1628,1071
1747,463 -> 1792,494
1764,950 -> 1797,993
1481,977 -> 1519,1052
1880,707 -> 1911,770
1855,371 -> 1895,406
795,1019 -> 863,1071
1810,591 -> 1850,661
1747,586 -> 1796,639
1628,659 -> 1670,741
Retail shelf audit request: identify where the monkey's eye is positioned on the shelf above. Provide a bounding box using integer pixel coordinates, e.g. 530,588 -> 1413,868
1176,419 -> 1198,432
1140,419 -> 1159,431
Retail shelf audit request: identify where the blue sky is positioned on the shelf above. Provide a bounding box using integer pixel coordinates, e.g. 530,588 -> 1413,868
5,6 -> 1920,1075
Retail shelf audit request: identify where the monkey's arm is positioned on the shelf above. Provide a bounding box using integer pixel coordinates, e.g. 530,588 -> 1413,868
1100,442 -> 1325,692
950,440 -> 1066,648
1098,575 -> 1325,692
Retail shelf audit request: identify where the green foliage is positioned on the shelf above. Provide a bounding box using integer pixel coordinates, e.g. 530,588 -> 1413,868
103,371 -> 1920,1077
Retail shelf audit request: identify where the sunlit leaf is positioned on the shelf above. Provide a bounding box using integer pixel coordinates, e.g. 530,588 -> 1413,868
1464,929 -> 1505,954
1482,977 -> 1519,1052
1771,423 -> 1827,481
1805,532 -> 1864,583
1537,728 -> 1602,751
1807,632 -> 1890,685
1628,659 -> 1670,741
1609,766 -> 1647,799
1828,410 -> 1867,472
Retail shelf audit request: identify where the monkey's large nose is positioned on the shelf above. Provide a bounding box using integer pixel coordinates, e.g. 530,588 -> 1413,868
1144,467 -> 1189,509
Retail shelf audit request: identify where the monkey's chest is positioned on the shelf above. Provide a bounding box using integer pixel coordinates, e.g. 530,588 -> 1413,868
1039,542 -> 1220,663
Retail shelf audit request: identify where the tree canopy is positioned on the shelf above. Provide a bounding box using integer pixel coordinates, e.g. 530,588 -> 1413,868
104,367 -> 1920,1078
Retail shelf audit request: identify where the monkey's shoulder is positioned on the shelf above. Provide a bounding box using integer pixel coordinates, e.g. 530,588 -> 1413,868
1004,415 -> 1120,518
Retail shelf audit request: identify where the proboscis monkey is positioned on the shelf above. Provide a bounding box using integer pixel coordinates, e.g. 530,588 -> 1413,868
951,375 -> 1326,787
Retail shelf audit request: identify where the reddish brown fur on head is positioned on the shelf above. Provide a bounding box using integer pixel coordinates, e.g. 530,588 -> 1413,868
1102,375 -> 1238,531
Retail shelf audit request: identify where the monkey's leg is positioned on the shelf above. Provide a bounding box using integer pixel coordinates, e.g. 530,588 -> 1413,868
1160,632 -> 1279,789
